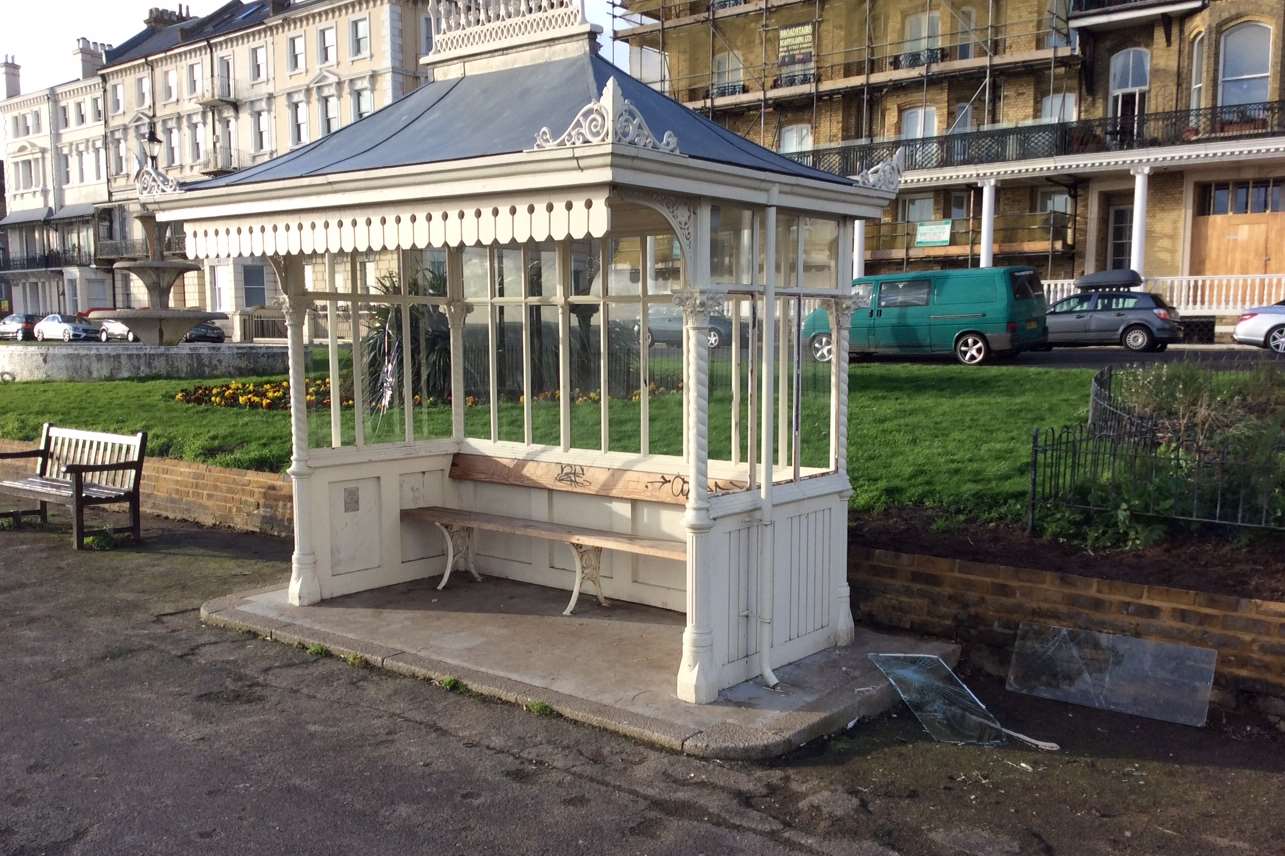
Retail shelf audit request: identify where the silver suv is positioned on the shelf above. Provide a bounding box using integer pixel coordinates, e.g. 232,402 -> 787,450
1046,271 -> 1183,353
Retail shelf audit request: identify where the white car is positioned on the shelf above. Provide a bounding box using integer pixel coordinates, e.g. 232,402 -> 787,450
33,313 -> 98,342
98,319 -> 138,343
1233,301 -> 1285,354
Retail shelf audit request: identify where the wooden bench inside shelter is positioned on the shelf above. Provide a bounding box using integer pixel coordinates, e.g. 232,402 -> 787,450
0,423 -> 147,550
402,453 -> 714,615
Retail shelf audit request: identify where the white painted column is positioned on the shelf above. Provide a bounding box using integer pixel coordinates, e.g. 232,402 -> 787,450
281,276 -> 321,607
676,202 -> 717,704
979,179 -> 997,268
829,293 -> 859,648
1130,166 -> 1151,277
757,197 -> 780,690
852,219 -> 866,279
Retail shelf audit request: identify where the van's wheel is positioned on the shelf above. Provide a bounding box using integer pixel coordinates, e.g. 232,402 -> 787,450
100,329 -> 110,343
1122,325 -> 1153,352
705,328 -> 721,349
810,333 -> 833,363
954,333 -> 989,365
1267,325 -> 1285,354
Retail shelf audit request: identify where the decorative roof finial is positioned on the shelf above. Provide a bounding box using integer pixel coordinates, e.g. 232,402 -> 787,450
532,78 -> 680,154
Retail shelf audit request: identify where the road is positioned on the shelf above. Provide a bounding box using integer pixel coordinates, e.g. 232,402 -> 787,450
2,514 -> 1283,856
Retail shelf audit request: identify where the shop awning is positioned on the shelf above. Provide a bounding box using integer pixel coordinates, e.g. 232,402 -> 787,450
49,203 -> 98,222
0,207 -> 51,227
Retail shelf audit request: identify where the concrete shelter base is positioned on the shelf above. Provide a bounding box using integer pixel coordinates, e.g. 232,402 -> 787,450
201,577 -> 959,760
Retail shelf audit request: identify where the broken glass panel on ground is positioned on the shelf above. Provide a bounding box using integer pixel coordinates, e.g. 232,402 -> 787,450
1006,623 -> 1218,727
869,653 -> 1007,746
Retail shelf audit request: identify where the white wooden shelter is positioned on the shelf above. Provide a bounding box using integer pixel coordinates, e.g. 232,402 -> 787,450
149,0 -> 900,703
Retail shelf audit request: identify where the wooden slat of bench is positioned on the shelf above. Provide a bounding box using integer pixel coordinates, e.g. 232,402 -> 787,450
0,477 -> 128,503
404,506 -> 686,562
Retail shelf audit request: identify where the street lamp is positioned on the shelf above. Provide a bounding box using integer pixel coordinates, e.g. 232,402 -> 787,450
144,125 -> 163,170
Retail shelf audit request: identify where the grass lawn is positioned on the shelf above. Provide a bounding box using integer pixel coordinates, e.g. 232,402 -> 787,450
0,362 -> 1092,519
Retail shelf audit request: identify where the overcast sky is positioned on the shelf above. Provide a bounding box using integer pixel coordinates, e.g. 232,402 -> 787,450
1,0 -> 623,95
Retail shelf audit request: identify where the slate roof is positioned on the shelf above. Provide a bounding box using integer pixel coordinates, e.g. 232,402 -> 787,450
188,52 -> 855,190
104,1 -> 274,68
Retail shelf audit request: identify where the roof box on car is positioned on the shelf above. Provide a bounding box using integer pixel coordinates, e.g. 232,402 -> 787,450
1076,269 -> 1142,291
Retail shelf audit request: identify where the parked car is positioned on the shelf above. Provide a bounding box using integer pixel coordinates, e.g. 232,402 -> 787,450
1045,270 -> 1182,352
639,303 -> 735,349
33,313 -> 98,342
803,266 -> 1048,365
0,313 -> 40,341
1232,300 -> 1285,354
98,319 -> 138,343
182,322 -> 226,344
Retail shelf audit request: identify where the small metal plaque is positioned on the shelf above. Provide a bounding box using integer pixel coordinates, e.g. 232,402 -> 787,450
343,486 -> 360,514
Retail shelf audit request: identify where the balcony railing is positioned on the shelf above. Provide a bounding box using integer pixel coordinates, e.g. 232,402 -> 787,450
1069,0 -> 1184,13
0,248 -> 96,271
97,236 -> 188,260
199,147 -> 253,176
867,212 -> 1073,255
787,100 -> 1285,177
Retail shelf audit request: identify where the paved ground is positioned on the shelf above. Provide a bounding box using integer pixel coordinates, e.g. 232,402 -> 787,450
3,512 -> 1284,856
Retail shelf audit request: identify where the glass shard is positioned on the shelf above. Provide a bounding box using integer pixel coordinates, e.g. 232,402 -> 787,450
1006,623 -> 1217,727
869,653 -> 1006,746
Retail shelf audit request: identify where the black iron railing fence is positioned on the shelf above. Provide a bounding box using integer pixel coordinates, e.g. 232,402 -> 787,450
787,100 -> 1285,177
1029,364 -> 1284,533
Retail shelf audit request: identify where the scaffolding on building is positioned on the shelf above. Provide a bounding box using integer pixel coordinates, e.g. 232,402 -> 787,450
608,0 -> 1082,276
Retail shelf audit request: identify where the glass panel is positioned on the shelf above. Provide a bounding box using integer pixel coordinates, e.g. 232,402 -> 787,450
800,218 -> 838,291
305,341 -> 333,450
776,214 -> 799,289
570,239 -> 602,297
494,303 -> 523,442
527,242 -> 558,297
773,295 -> 796,476
1221,77 -> 1269,106
463,304 -> 491,440
710,204 -> 755,286
1221,25 -> 1270,79
461,247 -> 489,300
608,236 -> 642,296
360,302 -> 406,445
1233,181 -> 1250,214
1250,181 -> 1269,214
569,301 -> 602,449
870,654 -> 1006,746
1007,623 -> 1217,727
529,305 -> 560,445
646,301 -> 683,456
607,303 -> 642,454
801,298 -> 833,470
1212,182 -> 1230,214
405,248 -> 447,297
410,303 -> 452,440
495,246 -> 522,297
653,235 -> 683,293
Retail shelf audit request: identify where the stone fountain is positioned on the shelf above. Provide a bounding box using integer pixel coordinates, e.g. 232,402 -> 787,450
86,211 -> 224,346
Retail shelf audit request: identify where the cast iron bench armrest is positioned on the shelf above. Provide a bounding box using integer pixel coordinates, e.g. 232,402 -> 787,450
62,461 -> 141,475
0,449 -> 46,461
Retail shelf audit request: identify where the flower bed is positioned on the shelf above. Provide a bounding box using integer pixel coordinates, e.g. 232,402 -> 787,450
176,379 -> 335,411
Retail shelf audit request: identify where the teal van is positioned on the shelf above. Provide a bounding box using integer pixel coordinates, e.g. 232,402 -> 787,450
802,266 -> 1048,365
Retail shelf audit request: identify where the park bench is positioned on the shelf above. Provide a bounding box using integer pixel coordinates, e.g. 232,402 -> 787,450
403,453 -> 691,616
0,424 -> 147,550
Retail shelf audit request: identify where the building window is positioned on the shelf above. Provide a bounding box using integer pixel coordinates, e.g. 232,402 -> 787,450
243,265 -> 267,308
30,110 -> 40,133
253,110 -> 271,151
137,75 -> 150,107
291,100 -> 308,146
110,83 -> 123,114
322,94 -> 340,134
904,12 -> 941,51
319,26 -> 337,64
75,102 -> 85,125
354,88 -> 373,119
1219,23 -> 1271,107
60,105 -> 70,128
60,153 -> 72,184
1189,34 -> 1204,110
250,45 -> 267,82
1197,178 -> 1285,215
899,194 -> 935,222
288,34 -> 305,71
950,102 -> 974,132
1108,206 -> 1132,270
165,126 -> 179,166
90,96 -> 102,121
216,56 -> 233,98
1109,47 -> 1149,129
191,121 -> 205,163
112,139 -> 126,175
164,69 -> 177,102
351,17 -> 370,57
1040,93 -> 1077,122
956,7 -> 976,59
778,123 -> 812,154
949,190 -> 969,219
900,105 -> 937,139
712,51 -> 743,97
1037,189 -> 1071,213
188,62 -> 203,96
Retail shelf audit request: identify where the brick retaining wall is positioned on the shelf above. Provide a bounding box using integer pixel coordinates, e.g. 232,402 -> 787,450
849,546 -> 1285,704
0,439 -> 292,538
